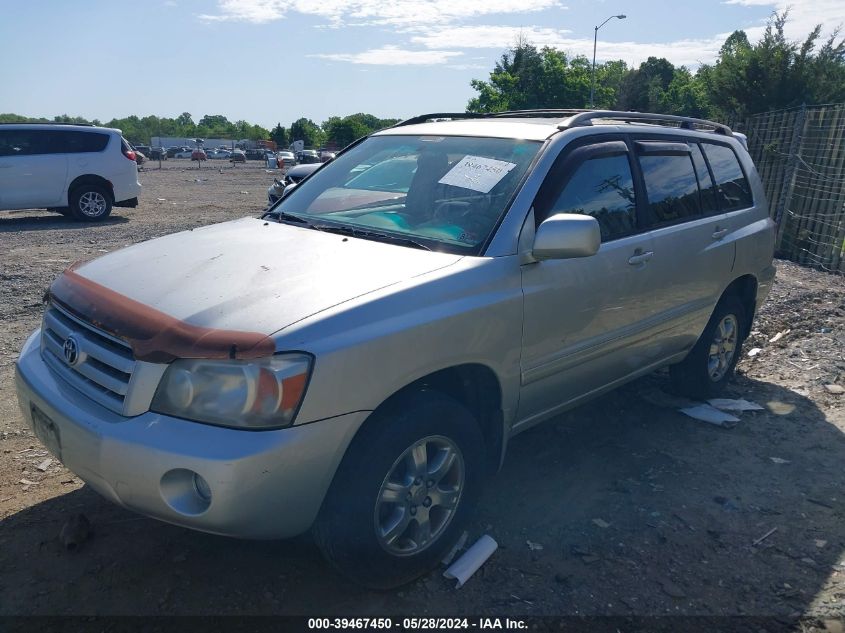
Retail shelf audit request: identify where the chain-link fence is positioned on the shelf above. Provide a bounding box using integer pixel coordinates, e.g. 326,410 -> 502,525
731,104 -> 845,273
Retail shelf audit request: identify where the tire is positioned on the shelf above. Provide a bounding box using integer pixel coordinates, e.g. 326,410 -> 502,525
69,185 -> 112,221
670,296 -> 746,399
313,390 -> 485,589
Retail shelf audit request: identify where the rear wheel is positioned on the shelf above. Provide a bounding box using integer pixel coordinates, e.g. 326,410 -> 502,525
313,390 -> 485,589
670,296 -> 746,399
70,185 -> 112,221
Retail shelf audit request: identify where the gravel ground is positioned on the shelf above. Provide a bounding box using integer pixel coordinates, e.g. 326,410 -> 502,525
1,161 -> 844,624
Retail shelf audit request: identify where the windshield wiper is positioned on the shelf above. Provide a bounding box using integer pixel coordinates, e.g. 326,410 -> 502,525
265,210 -> 315,227
312,224 -> 432,251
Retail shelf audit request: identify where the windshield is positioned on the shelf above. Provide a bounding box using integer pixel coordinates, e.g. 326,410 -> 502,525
270,134 -> 541,254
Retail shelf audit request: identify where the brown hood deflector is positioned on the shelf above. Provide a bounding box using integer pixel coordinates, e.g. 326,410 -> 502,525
49,267 -> 276,363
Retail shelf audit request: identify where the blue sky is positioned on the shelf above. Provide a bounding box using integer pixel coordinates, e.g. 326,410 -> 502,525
0,0 -> 842,129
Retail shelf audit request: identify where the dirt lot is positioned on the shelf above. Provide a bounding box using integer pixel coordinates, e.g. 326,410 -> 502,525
1,161 -> 844,622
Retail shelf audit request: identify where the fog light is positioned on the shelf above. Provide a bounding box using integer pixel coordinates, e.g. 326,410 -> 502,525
193,473 -> 212,502
160,468 -> 212,516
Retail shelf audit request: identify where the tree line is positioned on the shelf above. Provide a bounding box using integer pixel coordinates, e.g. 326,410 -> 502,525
467,12 -> 845,119
0,111 -> 400,150
269,113 -> 401,150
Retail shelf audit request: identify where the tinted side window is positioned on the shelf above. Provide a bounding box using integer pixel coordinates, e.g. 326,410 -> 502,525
690,144 -> 719,215
702,143 -> 753,211
638,153 -> 701,224
0,130 -> 47,156
52,131 -> 109,153
549,154 -> 637,242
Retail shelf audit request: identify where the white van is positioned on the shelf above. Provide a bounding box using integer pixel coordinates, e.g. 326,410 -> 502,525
0,124 -> 141,221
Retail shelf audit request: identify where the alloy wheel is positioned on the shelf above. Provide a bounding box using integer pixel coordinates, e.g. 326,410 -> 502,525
707,314 -> 739,381
78,191 -> 107,217
374,435 -> 465,556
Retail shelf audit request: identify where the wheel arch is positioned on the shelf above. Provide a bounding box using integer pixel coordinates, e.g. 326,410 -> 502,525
360,363 -> 505,475
720,274 -> 758,338
67,175 -> 114,202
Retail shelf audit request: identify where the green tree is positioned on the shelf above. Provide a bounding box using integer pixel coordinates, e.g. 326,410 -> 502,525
53,114 -> 92,124
0,113 -> 48,123
593,60 -> 629,109
467,42 -> 617,112
703,12 -> 845,117
323,114 -> 369,148
270,123 -> 288,147
616,56 -> 676,112
290,117 -> 325,148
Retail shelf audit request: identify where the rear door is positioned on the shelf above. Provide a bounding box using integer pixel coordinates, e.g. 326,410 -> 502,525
699,140 -> 756,238
631,137 -> 736,355
517,137 -> 662,427
62,130 -> 111,184
0,129 -> 67,209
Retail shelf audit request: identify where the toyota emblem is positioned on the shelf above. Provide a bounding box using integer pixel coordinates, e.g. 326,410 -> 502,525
63,336 -> 80,366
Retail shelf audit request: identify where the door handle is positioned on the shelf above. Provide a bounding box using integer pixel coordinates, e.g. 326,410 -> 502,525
712,227 -> 729,240
628,250 -> 654,265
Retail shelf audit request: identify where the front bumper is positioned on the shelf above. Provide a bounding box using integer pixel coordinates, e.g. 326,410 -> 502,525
15,330 -> 367,539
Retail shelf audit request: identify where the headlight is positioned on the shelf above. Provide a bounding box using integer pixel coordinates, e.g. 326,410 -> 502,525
150,354 -> 312,429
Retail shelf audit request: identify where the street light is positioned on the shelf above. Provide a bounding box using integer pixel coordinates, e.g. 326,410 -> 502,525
590,13 -> 626,108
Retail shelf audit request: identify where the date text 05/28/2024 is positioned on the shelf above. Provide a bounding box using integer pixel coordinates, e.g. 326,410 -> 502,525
307,618 -> 528,630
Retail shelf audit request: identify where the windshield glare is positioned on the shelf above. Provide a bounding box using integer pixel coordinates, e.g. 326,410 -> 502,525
275,135 -> 541,254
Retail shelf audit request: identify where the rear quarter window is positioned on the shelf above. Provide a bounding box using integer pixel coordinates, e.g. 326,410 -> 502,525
52,131 -> 109,153
702,142 -> 753,211
690,144 -> 719,215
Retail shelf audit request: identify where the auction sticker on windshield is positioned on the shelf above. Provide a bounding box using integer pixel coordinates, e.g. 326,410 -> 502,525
438,155 -> 516,193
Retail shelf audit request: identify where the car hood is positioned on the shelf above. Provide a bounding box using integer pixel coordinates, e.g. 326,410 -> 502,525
62,217 -> 463,339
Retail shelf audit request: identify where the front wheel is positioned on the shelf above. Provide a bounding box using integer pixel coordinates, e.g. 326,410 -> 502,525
313,391 -> 485,589
70,186 -> 112,221
670,296 -> 746,399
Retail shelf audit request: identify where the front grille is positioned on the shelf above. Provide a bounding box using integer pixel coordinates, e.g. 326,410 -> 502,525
40,302 -> 136,414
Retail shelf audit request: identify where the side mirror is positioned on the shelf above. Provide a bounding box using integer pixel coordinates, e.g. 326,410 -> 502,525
533,213 -> 600,260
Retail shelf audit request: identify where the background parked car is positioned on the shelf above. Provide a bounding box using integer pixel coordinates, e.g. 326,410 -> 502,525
297,150 -> 320,164
266,162 -> 321,204
229,149 -> 246,163
191,148 -> 207,162
148,147 -> 167,160
277,150 -> 296,167
134,151 -> 147,165
245,148 -> 265,160
0,123 -> 140,221
174,149 -> 193,158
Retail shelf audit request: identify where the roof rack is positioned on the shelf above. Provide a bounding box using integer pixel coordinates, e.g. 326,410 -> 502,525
393,112 -> 491,127
489,109 -> 592,118
394,110 -> 591,127
559,111 -> 732,135
392,109 -> 733,136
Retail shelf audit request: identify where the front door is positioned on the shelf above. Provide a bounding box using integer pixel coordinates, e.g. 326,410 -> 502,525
517,139 -> 663,428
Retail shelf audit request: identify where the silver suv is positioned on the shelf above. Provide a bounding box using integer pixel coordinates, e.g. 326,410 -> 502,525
15,110 -> 775,588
